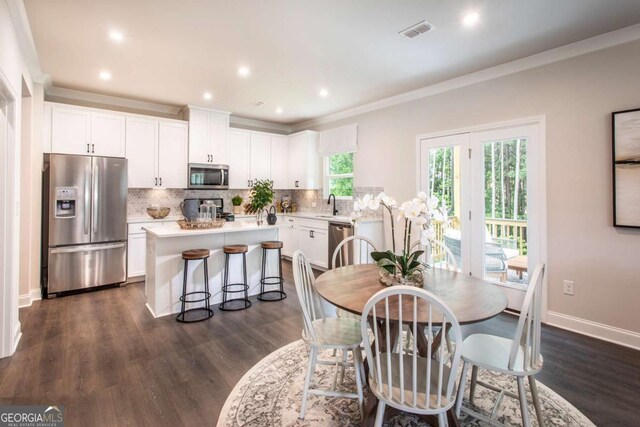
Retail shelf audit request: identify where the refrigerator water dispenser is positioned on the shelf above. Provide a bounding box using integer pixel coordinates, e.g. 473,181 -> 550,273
54,187 -> 78,218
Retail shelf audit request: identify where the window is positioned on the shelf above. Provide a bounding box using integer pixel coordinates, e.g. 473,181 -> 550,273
325,152 -> 354,198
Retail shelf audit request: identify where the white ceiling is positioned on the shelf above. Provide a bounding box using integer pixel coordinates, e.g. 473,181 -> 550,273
24,0 -> 640,125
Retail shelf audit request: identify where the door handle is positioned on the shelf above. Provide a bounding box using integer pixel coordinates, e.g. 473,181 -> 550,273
295,180 -> 299,188
159,177 -> 162,186
92,143 -> 95,153
51,242 -> 126,254
247,180 -> 251,187
84,165 -> 91,234
86,143 -> 90,153
92,163 -> 99,234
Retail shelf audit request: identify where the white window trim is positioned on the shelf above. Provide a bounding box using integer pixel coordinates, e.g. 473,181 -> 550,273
323,155 -> 354,200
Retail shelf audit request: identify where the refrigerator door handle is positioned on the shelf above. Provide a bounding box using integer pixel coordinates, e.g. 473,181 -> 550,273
84,165 -> 91,235
51,243 -> 126,254
92,163 -> 99,235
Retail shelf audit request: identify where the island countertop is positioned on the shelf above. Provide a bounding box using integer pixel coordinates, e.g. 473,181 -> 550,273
144,221 -> 290,238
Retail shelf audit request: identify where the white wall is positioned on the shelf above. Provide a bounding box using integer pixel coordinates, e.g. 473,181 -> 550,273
309,40 -> 640,336
0,0 -> 35,357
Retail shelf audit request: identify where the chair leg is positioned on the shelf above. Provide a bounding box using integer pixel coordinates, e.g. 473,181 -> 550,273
353,348 -> 364,419
517,376 -> 531,427
455,360 -> 469,417
374,401 -> 386,427
438,412 -> 448,427
469,365 -> 478,403
339,350 -> 347,384
529,376 -> 544,426
300,346 -> 317,419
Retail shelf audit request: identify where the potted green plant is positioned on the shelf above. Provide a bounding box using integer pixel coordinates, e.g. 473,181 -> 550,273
231,195 -> 243,214
246,179 -> 274,224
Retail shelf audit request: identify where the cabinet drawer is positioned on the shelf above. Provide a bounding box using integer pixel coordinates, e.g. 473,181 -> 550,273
298,218 -> 328,230
128,222 -> 160,234
282,216 -> 298,227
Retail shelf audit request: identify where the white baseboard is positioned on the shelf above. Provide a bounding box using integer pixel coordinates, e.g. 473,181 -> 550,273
547,311 -> 640,351
18,289 -> 42,308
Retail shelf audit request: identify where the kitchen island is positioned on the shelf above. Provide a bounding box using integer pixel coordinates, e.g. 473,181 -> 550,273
144,221 -> 289,318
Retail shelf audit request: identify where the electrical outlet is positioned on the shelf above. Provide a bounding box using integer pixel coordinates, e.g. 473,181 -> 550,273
311,202 -> 316,208
563,280 -> 575,296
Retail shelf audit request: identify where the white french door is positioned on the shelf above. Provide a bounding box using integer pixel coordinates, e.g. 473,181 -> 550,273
419,121 -> 544,311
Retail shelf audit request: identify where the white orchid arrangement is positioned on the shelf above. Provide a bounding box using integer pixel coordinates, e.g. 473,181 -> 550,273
352,191 -> 448,280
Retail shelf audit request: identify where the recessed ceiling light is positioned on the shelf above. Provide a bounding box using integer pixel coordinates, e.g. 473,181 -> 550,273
99,71 -> 112,80
238,66 -> 250,77
319,88 -> 328,98
462,11 -> 480,28
276,107 -> 283,114
203,92 -> 212,100
108,30 -> 124,42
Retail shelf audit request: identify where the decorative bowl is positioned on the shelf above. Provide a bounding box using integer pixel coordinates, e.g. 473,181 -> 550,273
147,207 -> 171,219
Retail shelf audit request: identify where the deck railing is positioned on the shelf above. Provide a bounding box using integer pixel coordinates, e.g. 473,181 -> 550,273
430,217 -> 528,261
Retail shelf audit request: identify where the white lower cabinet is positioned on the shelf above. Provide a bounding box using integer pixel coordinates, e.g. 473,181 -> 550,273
127,221 -> 174,279
280,216 -> 299,257
298,227 -> 328,269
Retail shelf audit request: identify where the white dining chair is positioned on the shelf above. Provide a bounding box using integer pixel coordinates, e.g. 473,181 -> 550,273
292,250 -> 365,419
361,285 -> 463,427
455,263 -> 546,426
332,235 -> 378,269
410,240 -> 458,272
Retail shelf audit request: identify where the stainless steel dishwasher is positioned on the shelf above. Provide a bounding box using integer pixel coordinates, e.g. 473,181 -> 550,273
328,222 -> 354,269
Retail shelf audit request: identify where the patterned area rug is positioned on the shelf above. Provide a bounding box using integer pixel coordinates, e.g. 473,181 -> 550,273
217,340 -> 594,426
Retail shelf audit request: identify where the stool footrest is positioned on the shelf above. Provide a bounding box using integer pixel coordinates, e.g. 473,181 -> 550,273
179,291 -> 212,304
260,276 -> 285,286
221,283 -> 249,293
257,290 -> 287,302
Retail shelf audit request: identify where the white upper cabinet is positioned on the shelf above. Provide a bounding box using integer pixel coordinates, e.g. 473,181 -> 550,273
228,129 -> 251,189
49,103 -> 124,157
90,112 -> 126,157
126,117 -> 187,189
158,122 -> 188,188
288,131 -> 320,189
51,107 -> 91,155
249,133 -> 271,182
270,135 -> 289,189
186,106 -> 230,165
126,117 -> 158,188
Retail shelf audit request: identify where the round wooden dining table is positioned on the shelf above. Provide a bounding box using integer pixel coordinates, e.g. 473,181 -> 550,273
314,264 -> 509,427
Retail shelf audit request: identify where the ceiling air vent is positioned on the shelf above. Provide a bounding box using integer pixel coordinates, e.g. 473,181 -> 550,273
399,20 -> 434,39
250,100 -> 264,106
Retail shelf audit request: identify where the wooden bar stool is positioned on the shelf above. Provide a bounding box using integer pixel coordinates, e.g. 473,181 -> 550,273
219,245 -> 252,311
176,249 -> 214,323
258,241 -> 286,302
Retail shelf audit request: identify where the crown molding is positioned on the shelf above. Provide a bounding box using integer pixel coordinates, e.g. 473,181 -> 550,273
229,116 -> 292,134
6,0 -> 48,84
292,23 -> 640,130
45,86 -> 184,117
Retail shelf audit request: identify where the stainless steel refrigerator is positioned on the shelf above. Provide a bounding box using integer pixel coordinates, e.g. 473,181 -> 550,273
41,154 -> 128,297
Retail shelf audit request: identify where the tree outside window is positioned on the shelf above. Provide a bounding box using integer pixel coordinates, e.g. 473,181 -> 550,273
325,152 -> 354,198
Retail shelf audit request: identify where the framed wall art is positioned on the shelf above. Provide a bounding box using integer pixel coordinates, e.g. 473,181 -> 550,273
612,108 -> 640,228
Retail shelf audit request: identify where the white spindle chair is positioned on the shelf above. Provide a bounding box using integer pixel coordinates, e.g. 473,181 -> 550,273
361,285 -> 463,427
455,263 -> 546,427
410,240 -> 458,272
332,235 -> 378,269
292,250 -> 365,419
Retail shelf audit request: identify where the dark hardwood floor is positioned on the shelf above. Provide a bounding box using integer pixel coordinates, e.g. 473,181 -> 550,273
0,261 -> 638,426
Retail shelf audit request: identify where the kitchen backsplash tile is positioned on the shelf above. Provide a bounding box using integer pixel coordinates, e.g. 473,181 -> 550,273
127,187 -> 384,218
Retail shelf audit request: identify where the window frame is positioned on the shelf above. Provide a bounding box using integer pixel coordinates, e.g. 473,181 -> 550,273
323,152 -> 354,200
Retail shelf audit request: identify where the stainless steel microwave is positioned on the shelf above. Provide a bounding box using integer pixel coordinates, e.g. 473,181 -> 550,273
188,164 -> 229,189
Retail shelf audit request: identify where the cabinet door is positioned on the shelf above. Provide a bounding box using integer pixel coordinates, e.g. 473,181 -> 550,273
299,227 -> 328,268
51,107 -> 91,155
158,122 -> 188,188
288,133 -> 306,188
188,109 -> 210,163
270,135 -> 289,189
250,133 -> 271,182
280,218 -> 299,257
209,112 -> 229,164
127,233 -> 146,278
91,112 -> 126,157
228,130 -> 251,189
126,118 -> 158,188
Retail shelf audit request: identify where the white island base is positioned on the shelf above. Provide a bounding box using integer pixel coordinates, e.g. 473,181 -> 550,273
145,222 -> 286,318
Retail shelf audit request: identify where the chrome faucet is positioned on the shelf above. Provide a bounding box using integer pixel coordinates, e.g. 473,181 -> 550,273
327,193 -> 338,216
